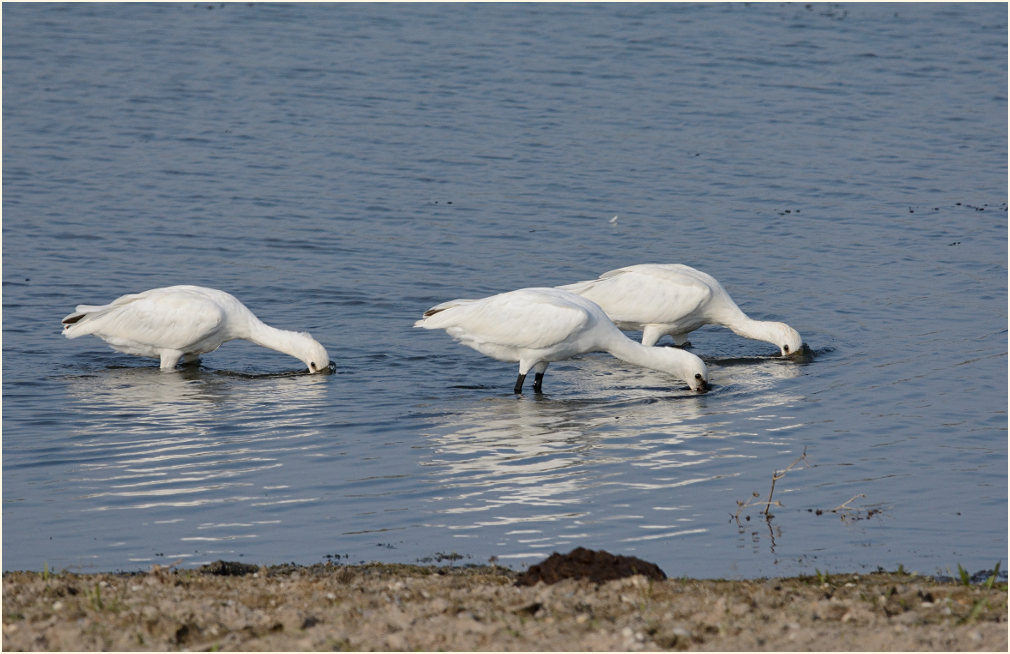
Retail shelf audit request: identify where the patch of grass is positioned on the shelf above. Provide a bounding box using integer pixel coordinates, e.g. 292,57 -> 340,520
983,561 -> 1001,590
958,598 -> 991,625
956,563 -> 972,587
85,581 -> 126,614
89,582 -> 104,611
945,561 -> 1005,589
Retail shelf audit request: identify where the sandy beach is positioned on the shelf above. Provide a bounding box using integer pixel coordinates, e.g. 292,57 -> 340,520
3,556 -> 1006,651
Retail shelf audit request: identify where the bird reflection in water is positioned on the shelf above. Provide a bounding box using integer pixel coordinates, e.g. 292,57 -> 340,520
419,354 -> 806,556
60,367 -> 330,562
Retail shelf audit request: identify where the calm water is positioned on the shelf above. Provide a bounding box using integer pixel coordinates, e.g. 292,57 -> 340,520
3,3 -> 1006,579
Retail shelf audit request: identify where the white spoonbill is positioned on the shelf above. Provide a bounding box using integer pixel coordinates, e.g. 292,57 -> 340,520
559,263 -> 803,356
62,285 -> 331,373
414,287 -> 709,394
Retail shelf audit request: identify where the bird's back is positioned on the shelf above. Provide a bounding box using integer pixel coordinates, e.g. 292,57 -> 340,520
62,286 -> 234,351
416,288 -> 602,354
561,263 -> 727,328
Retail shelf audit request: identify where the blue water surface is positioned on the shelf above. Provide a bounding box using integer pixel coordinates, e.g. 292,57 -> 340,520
3,2 -> 1006,579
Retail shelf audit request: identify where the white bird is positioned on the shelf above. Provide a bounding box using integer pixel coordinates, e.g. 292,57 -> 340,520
414,287 -> 709,394
559,263 -> 803,356
62,285 -> 331,373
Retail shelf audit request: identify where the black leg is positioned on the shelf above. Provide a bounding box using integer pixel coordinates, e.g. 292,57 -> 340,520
514,373 -> 526,394
532,372 -> 544,393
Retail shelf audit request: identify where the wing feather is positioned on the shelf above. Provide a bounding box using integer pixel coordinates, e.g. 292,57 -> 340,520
569,264 -> 716,324
417,288 -> 592,350
63,288 -> 226,350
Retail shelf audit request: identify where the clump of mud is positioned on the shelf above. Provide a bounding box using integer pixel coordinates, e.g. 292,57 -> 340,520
516,547 -> 666,586
198,560 -> 259,577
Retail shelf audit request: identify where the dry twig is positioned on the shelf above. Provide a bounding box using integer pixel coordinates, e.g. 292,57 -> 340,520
830,493 -> 866,513
762,447 -> 809,516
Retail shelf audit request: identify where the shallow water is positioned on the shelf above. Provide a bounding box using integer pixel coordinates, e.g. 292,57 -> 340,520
3,3 -> 1006,578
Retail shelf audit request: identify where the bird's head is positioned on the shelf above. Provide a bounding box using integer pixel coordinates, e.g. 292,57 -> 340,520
297,334 -> 332,374
686,359 -> 710,393
771,323 -> 804,358
654,347 -> 709,393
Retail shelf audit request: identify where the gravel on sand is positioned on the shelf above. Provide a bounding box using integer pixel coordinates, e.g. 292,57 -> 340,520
3,558 -> 1007,651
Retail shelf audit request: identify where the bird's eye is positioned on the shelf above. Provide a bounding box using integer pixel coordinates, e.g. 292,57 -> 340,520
783,345 -> 790,354
695,373 -> 702,380
310,362 -> 317,371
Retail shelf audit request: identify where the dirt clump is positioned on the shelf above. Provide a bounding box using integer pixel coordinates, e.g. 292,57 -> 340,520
516,547 -> 666,585
3,562 -> 1007,651
198,560 -> 260,577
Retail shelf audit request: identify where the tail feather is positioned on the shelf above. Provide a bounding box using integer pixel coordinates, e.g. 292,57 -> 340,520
62,311 -> 91,337
62,304 -> 107,324
61,304 -> 112,337
63,291 -> 147,325
422,306 -> 447,318
414,298 -> 476,328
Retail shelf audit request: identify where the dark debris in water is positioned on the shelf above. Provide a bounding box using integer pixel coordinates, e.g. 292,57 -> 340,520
516,547 -> 666,586
809,505 -> 882,521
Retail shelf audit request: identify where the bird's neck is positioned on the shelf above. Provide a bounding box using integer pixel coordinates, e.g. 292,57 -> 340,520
723,315 -> 779,344
245,320 -> 310,362
605,334 -> 691,375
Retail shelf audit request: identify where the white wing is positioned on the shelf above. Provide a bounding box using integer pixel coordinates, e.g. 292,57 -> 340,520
417,288 -> 592,350
564,264 -> 715,325
63,287 -> 227,350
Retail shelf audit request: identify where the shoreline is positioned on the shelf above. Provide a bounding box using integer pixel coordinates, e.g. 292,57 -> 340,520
3,560 -> 1007,651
